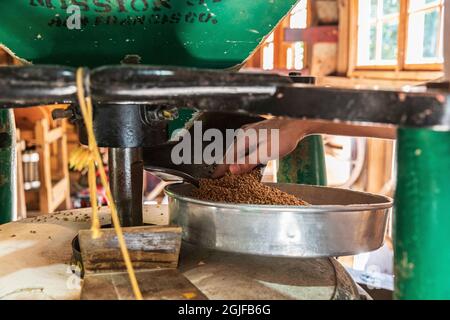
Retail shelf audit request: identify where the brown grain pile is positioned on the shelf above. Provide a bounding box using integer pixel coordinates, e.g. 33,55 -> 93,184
193,170 -> 308,206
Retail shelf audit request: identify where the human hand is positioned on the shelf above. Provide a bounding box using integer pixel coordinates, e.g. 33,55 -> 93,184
212,118 -> 311,178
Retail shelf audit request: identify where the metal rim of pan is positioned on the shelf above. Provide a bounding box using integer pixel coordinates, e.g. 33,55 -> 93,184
164,183 -> 393,213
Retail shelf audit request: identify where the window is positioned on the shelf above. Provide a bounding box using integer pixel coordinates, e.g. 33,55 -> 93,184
286,0 -> 308,70
355,0 -> 444,70
262,32 -> 275,70
357,0 -> 400,66
261,0 -> 308,71
406,0 -> 444,66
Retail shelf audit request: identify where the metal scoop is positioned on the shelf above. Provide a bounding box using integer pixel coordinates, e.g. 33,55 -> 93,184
144,166 -> 200,187
145,164 -> 267,188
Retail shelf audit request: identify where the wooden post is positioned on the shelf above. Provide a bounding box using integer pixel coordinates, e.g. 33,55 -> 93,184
337,0 -> 349,75
274,18 -> 288,70
366,139 -> 394,194
35,119 -> 52,213
59,120 -> 71,209
444,0 -> 450,80
15,129 -> 27,219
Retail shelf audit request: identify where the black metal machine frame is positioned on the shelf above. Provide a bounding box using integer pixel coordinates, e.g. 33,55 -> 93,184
1,65 -> 449,129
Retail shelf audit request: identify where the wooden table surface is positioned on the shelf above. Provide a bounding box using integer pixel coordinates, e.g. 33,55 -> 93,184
0,205 -> 169,300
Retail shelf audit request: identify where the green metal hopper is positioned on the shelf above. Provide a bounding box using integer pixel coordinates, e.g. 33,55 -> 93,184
0,0 -> 297,68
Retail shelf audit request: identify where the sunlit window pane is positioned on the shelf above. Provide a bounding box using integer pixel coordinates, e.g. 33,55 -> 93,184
290,0 -> 308,29
263,42 -> 274,70
262,31 -> 275,70
383,0 -> 399,15
286,47 -> 293,70
286,0 -> 307,70
359,0 -> 373,24
357,0 -> 399,66
409,0 -> 442,12
381,20 -> 398,60
370,0 -> 378,18
406,0 -> 444,64
369,24 -> 377,60
423,10 -> 440,58
294,42 -> 304,70
357,21 -> 372,65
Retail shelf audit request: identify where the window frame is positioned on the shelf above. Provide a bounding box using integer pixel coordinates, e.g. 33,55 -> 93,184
347,0 -> 444,79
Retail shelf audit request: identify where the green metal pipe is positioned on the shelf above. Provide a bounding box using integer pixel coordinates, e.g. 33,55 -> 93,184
0,109 -> 16,224
395,127 -> 450,299
278,135 -> 327,186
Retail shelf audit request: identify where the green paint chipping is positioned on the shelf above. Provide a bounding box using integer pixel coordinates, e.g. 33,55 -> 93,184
395,128 -> 450,300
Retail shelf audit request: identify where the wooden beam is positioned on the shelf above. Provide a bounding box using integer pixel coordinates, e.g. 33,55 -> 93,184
316,75 -> 424,88
347,0 -> 359,77
337,0 -> 350,75
284,26 -> 339,44
349,70 -> 443,81
15,129 -> 27,219
35,119 -> 52,214
366,139 -> 394,194
0,47 -> 14,65
46,127 -> 63,144
51,177 -> 68,211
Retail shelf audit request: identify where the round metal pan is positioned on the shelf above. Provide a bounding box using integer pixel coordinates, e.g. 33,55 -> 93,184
165,183 -> 393,258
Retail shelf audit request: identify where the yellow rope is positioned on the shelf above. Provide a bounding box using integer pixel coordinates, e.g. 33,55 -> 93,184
76,68 -> 143,300
88,160 -> 100,238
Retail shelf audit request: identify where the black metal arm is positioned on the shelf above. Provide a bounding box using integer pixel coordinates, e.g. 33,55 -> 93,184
1,65 -> 449,128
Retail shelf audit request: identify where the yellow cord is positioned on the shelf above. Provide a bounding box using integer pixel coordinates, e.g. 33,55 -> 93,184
76,68 -> 143,300
88,160 -> 101,238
